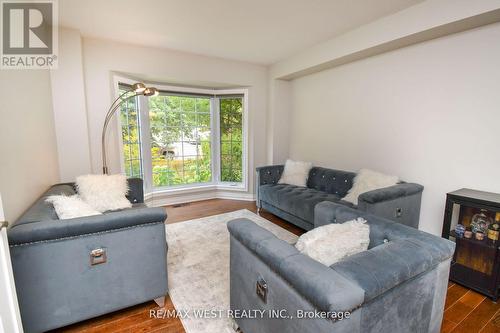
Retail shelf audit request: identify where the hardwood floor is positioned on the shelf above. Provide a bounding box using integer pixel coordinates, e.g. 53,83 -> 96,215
58,199 -> 500,333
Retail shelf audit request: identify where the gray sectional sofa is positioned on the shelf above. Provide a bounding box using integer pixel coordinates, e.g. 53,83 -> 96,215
228,203 -> 455,333
8,179 -> 168,333
256,165 -> 424,229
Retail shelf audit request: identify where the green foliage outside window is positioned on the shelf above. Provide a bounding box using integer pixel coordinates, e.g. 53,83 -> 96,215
119,87 -> 244,187
119,89 -> 142,178
149,95 -> 212,187
220,98 -> 243,182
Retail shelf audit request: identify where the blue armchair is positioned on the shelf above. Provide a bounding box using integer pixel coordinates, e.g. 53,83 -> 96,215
8,179 -> 168,333
228,204 -> 454,333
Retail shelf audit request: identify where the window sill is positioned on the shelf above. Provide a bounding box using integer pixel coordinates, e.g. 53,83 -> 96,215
145,183 -> 247,197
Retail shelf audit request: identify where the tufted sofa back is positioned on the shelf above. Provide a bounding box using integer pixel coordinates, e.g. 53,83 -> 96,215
326,205 -> 455,303
306,167 -> 356,198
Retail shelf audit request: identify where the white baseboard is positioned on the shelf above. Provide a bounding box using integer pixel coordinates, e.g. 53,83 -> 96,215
145,189 -> 255,207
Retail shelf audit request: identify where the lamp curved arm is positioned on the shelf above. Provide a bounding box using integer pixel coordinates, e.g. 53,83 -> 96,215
101,93 -> 138,174
106,90 -> 131,118
104,90 -> 133,126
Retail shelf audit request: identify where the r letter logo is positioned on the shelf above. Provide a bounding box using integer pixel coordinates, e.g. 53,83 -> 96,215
1,0 -> 58,69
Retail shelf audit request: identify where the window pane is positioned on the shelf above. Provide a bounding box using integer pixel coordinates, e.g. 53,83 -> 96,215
153,168 -> 171,187
165,110 -> 182,127
149,94 -> 212,187
197,112 -> 210,127
119,85 -> 143,179
220,141 -> 231,155
196,98 -> 210,113
181,97 -> 195,112
219,97 -> 243,183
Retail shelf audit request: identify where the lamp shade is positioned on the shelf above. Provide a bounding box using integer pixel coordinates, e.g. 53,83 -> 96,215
143,87 -> 159,96
131,83 -> 146,94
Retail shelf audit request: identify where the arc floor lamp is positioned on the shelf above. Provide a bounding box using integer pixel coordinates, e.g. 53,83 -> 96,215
101,82 -> 158,174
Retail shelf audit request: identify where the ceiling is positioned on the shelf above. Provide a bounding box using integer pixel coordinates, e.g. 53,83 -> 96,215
59,0 -> 423,65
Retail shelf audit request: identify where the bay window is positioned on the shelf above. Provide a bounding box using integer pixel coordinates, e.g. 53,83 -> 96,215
118,82 -> 247,192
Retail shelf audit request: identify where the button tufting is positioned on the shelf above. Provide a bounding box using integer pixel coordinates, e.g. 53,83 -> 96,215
333,177 -> 336,180
267,171 -> 271,175
383,238 -> 389,243
322,175 -> 325,178
344,179 -> 348,183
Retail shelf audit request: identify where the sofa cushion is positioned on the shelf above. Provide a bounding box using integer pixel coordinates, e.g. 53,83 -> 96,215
260,184 -> 342,224
46,195 -> 102,220
296,218 -> 370,266
343,169 -> 399,205
278,159 -> 312,187
76,174 -> 132,212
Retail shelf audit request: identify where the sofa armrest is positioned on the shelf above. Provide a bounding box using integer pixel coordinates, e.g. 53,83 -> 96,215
227,219 -> 364,312
357,183 -> 424,228
358,183 -> 424,204
8,207 -> 167,245
256,165 -> 284,186
256,165 -> 284,207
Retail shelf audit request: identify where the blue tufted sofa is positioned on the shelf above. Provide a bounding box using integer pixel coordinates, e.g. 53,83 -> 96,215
256,165 -> 424,230
228,204 -> 455,333
7,178 -> 168,333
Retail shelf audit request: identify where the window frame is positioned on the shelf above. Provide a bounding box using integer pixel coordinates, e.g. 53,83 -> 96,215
113,76 -> 248,195
217,94 -> 246,185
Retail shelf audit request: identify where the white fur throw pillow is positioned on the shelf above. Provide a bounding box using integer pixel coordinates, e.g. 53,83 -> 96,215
76,174 -> 132,212
295,218 -> 370,266
343,169 -> 399,205
278,159 -> 313,187
46,195 -> 101,220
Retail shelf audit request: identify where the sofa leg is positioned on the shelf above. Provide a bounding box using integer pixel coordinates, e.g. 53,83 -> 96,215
154,296 -> 165,308
257,207 -> 261,215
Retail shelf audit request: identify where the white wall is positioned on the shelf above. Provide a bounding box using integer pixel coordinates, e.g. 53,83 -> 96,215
266,79 -> 291,164
0,70 -> 60,222
80,37 -> 268,196
289,22 -> 500,235
267,0 -> 500,168
50,28 -> 92,182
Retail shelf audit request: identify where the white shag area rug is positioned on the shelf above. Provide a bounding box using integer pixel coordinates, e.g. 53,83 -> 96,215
166,209 -> 298,333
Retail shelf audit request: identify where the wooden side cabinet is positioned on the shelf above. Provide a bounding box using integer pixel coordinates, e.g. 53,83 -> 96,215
442,189 -> 500,301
